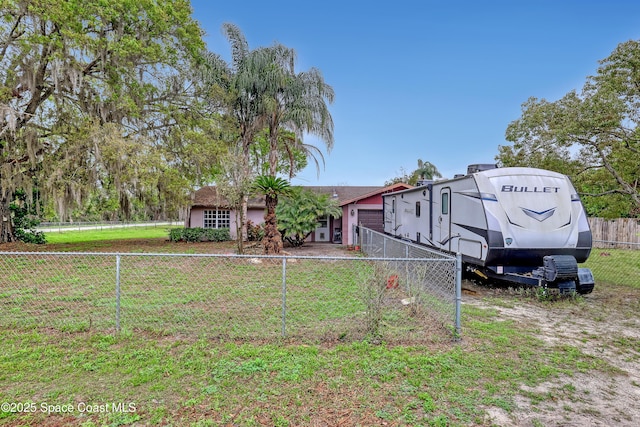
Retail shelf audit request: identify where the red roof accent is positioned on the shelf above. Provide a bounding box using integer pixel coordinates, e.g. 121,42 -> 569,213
337,183 -> 413,206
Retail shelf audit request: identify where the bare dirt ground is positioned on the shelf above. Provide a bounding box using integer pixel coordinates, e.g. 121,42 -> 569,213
463,281 -> 640,427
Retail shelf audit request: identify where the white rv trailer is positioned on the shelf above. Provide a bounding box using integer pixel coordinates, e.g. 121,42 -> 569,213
382,165 -> 595,293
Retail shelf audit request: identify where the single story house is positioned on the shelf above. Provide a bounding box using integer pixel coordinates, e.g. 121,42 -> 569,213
186,183 -> 412,246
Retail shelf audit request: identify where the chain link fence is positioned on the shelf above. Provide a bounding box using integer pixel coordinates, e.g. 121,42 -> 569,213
0,251 -> 459,344
584,240 -> 640,289
356,226 -> 461,338
354,229 -> 639,321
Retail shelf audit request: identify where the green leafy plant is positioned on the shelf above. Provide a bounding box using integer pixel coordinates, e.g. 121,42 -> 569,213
10,190 -> 46,244
246,220 -> 264,242
168,227 -> 230,243
276,187 -> 341,247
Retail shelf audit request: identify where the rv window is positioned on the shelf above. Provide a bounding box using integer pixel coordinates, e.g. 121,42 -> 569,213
415,201 -> 421,217
441,193 -> 449,215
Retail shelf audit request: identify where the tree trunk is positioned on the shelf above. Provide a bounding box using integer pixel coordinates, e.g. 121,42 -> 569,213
0,194 -> 15,243
269,126 -> 278,177
262,195 -> 282,254
235,202 -> 244,254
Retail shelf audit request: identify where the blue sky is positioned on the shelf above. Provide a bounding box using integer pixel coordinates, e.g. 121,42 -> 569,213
189,0 -> 640,186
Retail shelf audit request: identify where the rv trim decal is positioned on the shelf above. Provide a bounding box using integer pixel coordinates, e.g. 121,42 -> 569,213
521,207 -> 556,222
458,191 -> 498,201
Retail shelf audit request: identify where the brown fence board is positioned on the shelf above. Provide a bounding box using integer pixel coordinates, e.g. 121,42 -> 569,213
588,218 -> 640,249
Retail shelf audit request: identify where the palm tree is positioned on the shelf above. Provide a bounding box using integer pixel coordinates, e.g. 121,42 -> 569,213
201,24 -> 334,252
413,159 -> 442,183
276,187 -> 341,247
384,159 -> 442,186
252,175 -> 292,254
200,24 -> 286,250
264,62 -> 335,177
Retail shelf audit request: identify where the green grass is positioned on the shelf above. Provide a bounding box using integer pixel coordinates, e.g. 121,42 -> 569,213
1,239 -> 638,425
0,316 -> 611,426
44,226 -> 181,245
583,248 -> 640,288
0,254 -> 444,342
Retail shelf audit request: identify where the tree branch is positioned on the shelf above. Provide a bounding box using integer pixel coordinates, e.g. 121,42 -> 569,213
0,11 -> 25,60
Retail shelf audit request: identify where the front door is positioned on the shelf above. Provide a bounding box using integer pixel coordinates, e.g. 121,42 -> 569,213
315,215 -> 330,242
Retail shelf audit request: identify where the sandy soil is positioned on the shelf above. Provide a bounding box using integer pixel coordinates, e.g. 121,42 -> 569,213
463,282 -> 640,427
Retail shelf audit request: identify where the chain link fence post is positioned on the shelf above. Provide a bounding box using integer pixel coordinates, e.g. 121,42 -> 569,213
455,252 -> 462,340
115,254 -> 121,333
281,257 -> 287,338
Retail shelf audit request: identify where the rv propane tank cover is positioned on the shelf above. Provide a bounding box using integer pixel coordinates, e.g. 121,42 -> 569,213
542,255 -> 578,282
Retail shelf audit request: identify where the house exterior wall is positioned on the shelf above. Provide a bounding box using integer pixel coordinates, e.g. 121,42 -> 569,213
342,203 -> 382,245
187,185 -> 411,245
188,207 -> 264,239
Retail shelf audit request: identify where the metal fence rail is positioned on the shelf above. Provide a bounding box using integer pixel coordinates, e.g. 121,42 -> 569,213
37,220 -> 179,233
0,251 -> 459,343
357,227 -> 461,338
593,239 -> 640,250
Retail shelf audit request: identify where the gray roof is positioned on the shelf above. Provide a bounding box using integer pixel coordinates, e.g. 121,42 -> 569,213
191,184 -> 412,208
191,186 -> 266,209
302,186 -> 383,205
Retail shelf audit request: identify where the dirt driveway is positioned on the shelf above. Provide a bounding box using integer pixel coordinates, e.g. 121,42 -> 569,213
463,281 -> 640,427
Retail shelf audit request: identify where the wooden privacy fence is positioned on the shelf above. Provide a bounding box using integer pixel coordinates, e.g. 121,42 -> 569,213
588,218 -> 640,249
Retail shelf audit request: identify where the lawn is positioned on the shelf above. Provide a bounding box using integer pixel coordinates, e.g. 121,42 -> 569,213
583,248 -> 640,289
44,225 -> 182,245
0,311 -> 614,426
0,231 -> 638,426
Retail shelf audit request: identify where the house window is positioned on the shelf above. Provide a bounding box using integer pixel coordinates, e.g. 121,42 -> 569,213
416,201 -> 421,217
203,209 -> 230,229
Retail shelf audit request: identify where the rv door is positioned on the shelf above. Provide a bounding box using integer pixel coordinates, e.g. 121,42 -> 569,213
439,187 -> 451,251
387,196 -> 397,235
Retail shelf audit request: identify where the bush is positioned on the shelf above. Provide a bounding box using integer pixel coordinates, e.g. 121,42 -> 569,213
10,190 -> 46,244
247,220 -> 264,242
14,228 -> 47,244
169,227 -> 230,243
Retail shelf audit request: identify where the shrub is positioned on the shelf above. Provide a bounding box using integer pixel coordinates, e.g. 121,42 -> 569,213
15,228 -> 47,244
168,227 -> 231,243
169,228 -> 183,242
247,220 -> 264,242
10,190 -> 46,244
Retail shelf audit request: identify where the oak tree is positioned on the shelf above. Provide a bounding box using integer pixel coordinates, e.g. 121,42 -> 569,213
499,40 -> 640,217
0,0 -> 204,242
